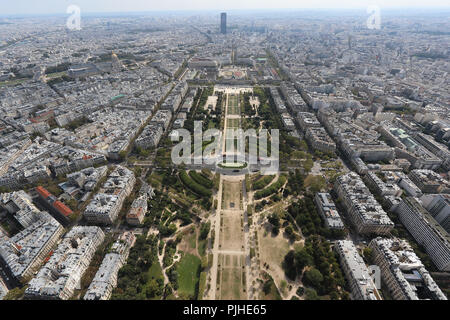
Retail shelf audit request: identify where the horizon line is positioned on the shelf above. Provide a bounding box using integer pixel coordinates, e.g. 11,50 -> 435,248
1,6 -> 450,18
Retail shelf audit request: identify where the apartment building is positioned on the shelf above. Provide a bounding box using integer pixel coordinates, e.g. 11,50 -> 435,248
369,237 -> 447,300
365,172 -> 402,197
334,172 -> 394,235
314,193 -> 344,229
335,240 -> 382,300
25,226 -> 105,300
0,214 -> 63,284
84,166 -> 135,225
409,170 -> 450,194
420,194 -> 450,233
135,123 -> 164,149
84,232 -> 136,300
305,127 -> 336,153
296,112 -> 321,131
395,197 -> 450,271
126,183 -> 154,226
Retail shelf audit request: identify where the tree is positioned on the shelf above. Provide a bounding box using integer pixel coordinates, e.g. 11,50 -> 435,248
303,268 -> 324,289
268,213 -> 280,228
294,249 -> 313,272
341,291 -> 351,300
3,287 -> 27,300
363,247 -> 374,264
285,225 -> 294,237
263,280 -> 272,294
283,250 -> 297,280
159,223 -> 177,237
272,226 -> 280,236
145,279 -> 162,298
119,264 -> 137,278
283,248 -> 313,280
0,186 -> 12,193
199,222 -> 211,240
305,288 -> 319,300
330,290 -> 340,300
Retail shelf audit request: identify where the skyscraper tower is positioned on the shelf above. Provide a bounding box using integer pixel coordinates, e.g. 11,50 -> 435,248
220,12 -> 227,34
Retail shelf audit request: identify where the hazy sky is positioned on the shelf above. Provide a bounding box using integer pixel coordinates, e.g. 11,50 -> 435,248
1,0 -> 449,15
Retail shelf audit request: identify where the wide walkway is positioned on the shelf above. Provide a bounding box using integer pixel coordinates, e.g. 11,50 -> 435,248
206,89 -> 253,300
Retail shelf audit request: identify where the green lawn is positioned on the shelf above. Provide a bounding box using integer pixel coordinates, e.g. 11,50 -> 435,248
177,253 -> 202,298
46,71 -> 68,79
148,261 -> 164,282
0,78 -> 27,87
146,261 -> 165,300
188,232 -> 197,250
208,120 -> 217,129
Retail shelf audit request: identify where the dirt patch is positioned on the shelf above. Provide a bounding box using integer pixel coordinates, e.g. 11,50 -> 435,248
222,180 -> 242,210
220,211 -> 244,251
217,254 -> 246,300
257,225 -> 293,292
177,226 -> 199,257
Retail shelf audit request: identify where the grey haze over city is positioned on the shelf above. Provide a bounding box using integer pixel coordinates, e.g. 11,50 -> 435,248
2,0 -> 450,15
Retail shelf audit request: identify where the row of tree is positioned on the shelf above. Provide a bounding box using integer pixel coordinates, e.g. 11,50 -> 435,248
254,175 -> 287,200
179,170 -> 212,197
252,175 -> 275,190
189,171 -> 213,189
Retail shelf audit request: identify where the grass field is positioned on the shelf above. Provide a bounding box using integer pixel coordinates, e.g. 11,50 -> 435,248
227,118 -> 240,128
0,71 -> 68,88
0,78 -> 27,87
177,253 -> 202,299
220,179 -> 245,253
178,226 -> 207,257
46,71 -> 68,79
146,261 -> 165,300
258,229 -> 290,270
227,94 -> 240,115
218,254 -> 246,300
148,261 -> 164,282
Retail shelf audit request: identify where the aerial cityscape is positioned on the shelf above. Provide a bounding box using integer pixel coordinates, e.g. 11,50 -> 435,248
0,1 -> 450,305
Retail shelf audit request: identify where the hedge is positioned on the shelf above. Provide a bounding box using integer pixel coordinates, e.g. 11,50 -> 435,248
254,175 -> 287,199
189,171 -> 213,189
252,175 -> 275,190
179,171 -> 212,197
197,271 -> 207,300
